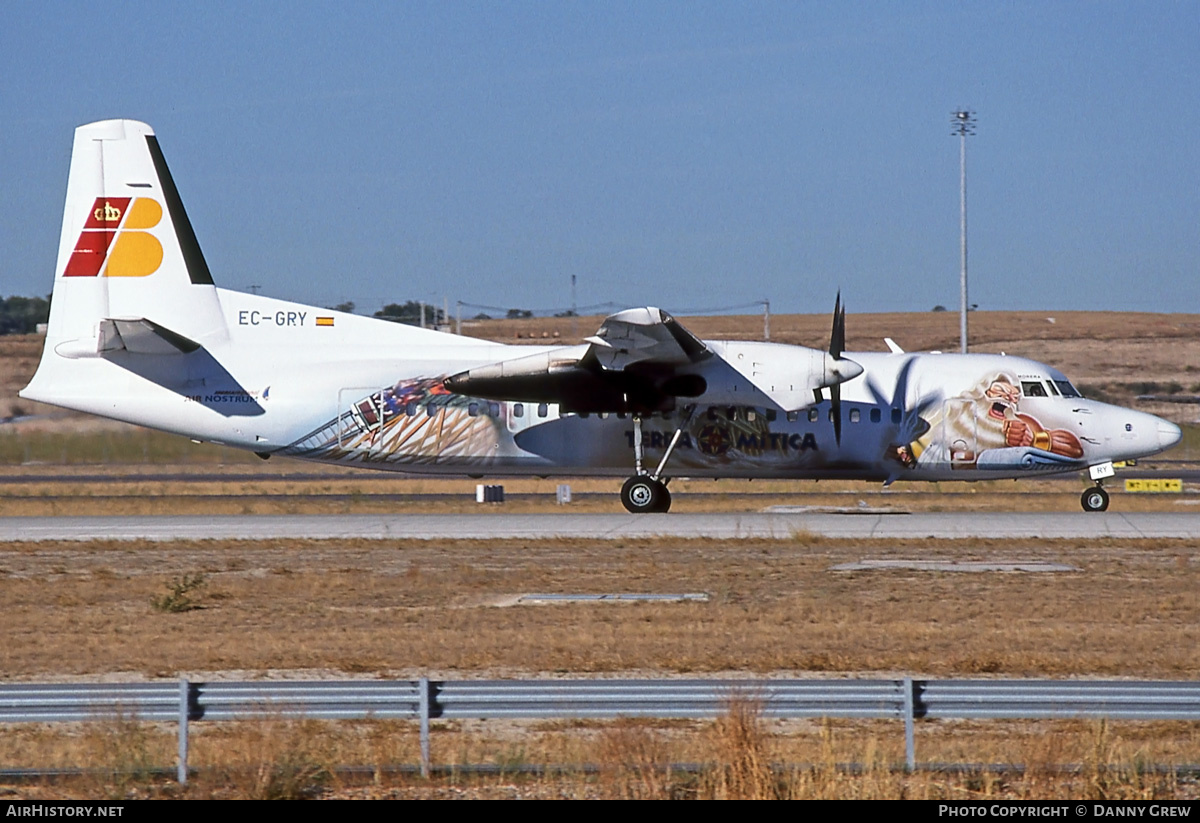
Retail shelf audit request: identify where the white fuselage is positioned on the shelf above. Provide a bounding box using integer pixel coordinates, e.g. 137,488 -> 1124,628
22,290 -> 1179,483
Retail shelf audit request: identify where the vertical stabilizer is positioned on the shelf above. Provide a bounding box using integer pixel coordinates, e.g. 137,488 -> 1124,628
45,119 -> 227,351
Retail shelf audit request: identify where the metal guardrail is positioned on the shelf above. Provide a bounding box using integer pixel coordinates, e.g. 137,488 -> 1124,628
919,680 -> 1200,721
2,677 -> 1197,783
433,679 -> 908,719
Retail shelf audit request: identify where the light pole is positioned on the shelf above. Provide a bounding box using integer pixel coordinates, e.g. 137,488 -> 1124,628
952,110 -> 975,354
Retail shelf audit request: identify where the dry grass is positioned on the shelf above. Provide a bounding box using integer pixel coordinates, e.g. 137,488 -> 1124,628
0,536 -> 1197,678
698,695 -> 779,799
1,712 -> 1195,799
78,713 -> 173,800
4,313 -> 1200,798
209,718 -> 333,800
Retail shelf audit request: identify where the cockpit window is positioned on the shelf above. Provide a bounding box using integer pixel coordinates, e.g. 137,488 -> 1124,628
1021,380 -> 1048,397
1054,380 -> 1082,398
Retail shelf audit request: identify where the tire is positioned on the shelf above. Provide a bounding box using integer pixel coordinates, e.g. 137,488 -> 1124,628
621,476 -> 670,513
1081,487 -> 1109,513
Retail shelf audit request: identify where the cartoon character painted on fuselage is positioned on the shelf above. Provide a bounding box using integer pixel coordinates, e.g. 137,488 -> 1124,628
896,371 -> 1082,472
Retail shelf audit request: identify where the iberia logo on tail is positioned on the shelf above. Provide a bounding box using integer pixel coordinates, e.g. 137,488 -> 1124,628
64,197 -> 164,277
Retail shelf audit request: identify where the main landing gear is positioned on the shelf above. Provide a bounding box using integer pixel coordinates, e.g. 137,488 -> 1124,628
621,475 -> 671,513
1081,483 -> 1109,513
619,410 -> 691,513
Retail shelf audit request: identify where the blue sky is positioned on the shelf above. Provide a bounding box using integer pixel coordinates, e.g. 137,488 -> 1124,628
3,2 -> 1198,315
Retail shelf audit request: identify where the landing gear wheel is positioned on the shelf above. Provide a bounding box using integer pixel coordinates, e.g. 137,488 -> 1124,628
1081,486 -> 1109,513
621,476 -> 671,513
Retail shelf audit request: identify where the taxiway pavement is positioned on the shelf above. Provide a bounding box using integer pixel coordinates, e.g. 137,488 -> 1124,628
1,511 -> 1198,541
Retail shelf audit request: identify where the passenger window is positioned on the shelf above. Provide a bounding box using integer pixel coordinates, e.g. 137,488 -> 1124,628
746,409 -> 757,422
808,408 -> 819,423
406,401 -> 418,417
488,402 -> 500,417
513,403 -> 524,418
707,407 -> 718,421
537,403 -> 548,418
786,411 -> 799,422
426,403 -> 437,417
468,402 -> 479,417
765,409 -> 777,422
1021,381 -> 1047,397
870,408 -> 881,423
891,408 -> 902,424
727,407 -> 738,421
849,409 -> 860,423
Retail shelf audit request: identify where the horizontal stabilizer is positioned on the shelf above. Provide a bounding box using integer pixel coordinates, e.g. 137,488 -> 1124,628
101,318 -> 200,355
98,318 -> 201,355
54,317 -> 199,359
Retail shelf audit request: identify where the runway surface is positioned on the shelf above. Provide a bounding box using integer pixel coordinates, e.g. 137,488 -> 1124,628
3,511 -> 1199,541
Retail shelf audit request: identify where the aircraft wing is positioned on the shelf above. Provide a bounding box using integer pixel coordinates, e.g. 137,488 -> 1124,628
584,307 -> 711,370
446,306 -> 863,415
582,306 -> 861,414
445,307 -> 711,413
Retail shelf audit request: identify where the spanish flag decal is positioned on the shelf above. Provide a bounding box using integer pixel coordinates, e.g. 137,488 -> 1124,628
315,316 -> 335,327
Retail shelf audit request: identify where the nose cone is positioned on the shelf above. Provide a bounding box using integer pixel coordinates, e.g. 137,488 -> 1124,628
1098,407 -> 1184,462
1158,419 -> 1183,450
822,353 -> 864,385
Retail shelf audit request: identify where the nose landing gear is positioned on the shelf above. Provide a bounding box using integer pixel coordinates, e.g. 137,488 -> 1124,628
1081,483 -> 1109,513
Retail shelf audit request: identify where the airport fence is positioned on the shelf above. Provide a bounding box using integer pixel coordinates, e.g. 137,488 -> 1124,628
2,677 -> 1199,783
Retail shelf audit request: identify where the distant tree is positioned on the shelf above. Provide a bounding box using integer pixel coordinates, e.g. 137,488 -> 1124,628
374,301 -> 445,326
931,305 -> 947,312
554,309 -> 577,318
0,295 -> 51,335
473,313 -> 492,321
330,301 -> 356,314
506,308 -> 534,319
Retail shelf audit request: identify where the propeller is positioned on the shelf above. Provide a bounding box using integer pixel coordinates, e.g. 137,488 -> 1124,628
829,292 -> 847,444
864,353 -> 937,482
864,353 -> 935,438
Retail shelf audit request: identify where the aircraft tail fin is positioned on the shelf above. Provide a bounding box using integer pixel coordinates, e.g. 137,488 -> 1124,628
42,119 -> 227,351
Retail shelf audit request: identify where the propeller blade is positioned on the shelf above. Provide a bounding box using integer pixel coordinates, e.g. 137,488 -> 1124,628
829,292 -> 845,444
832,382 -> 842,445
830,291 -> 845,358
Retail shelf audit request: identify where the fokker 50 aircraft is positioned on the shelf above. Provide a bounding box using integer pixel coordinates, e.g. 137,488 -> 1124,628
21,120 -> 1183,513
